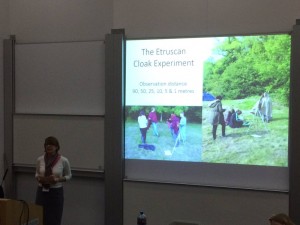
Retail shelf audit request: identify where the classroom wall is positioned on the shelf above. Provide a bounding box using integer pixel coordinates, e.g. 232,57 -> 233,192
0,0 -> 10,178
9,0 -> 113,43
4,1 -> 113,225
116,1 -> 299,224
1,0 -> 300,225
0,41 -> 4,177
113,0 -> 300,38
124,182 -> 289,225
15,171 -> 105,225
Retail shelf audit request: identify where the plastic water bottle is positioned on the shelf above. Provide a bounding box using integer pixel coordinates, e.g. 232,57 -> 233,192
137,211 -> 147,225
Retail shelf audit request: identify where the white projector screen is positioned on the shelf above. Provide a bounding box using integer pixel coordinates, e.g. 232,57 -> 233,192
124,34 -> 290,191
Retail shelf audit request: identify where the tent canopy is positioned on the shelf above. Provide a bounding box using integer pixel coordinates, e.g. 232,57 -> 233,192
203,92 -> 215,101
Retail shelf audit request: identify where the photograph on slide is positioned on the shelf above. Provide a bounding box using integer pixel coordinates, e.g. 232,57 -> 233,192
125,106 -> 202,162
125,34 -> 290,167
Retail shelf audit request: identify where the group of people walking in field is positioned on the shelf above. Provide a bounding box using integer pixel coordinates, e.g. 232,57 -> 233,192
138,107 -> 187,146
208,92 -> 272,140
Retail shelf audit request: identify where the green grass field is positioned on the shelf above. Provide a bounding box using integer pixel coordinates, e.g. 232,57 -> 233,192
125,96 -> 289,166
202,97 -> 289,166
125,120 -> 202,162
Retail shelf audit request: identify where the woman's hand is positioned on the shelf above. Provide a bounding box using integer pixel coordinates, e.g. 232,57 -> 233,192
36,176 -> 46,184
37,175 -> 57,184
48,175 -> 60,184
50,175 -> 66,183
37,175 -> 66,184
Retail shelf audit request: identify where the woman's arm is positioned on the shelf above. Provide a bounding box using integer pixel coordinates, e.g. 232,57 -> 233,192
62,157 -> 72,181
35,158 -> 46,184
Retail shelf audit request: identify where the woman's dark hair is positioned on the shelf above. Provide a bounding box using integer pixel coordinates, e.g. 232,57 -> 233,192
139,110 -> 145,116
44,136 -> 60,151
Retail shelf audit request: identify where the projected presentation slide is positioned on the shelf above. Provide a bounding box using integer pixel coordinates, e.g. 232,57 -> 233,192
125,34 -> 290,167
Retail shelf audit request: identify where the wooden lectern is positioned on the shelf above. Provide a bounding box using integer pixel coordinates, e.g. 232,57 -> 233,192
0,199 -> 43,225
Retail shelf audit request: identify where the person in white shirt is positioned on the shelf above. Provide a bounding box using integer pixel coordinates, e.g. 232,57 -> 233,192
179,112 -> 187,143
138,110 -> 148,144
35,136 -> 72,225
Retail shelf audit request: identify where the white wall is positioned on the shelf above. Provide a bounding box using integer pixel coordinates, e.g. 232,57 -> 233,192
4,1 -> 113,225
114,1 -> 299,225
0,0 -> 9,36
16,172 -> 105,225
113,0 -> 300,38
124,182 -> 289,225
2,0 -> 300,225
9,0 -> 113,42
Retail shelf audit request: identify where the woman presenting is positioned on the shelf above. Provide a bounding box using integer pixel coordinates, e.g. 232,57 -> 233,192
35,136 -> 72,225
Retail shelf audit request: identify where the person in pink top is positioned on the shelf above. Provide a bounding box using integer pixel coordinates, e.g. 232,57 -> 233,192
148,107 -> 159,137
167,113 -> 180,147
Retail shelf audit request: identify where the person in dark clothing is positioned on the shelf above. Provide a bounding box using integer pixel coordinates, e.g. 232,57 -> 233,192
225,107 -> 235,126
228,110 -> 249,128
208,95 -> 226,140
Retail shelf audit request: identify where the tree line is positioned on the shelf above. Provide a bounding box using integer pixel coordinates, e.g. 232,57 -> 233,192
203,34 -> 290,105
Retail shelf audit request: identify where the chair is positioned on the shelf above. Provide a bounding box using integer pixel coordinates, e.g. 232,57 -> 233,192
247,109 -> 268,134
